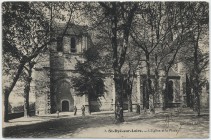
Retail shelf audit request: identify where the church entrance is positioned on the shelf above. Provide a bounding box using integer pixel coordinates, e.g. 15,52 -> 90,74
62,100 -> 69,111
57,81 -> 74,112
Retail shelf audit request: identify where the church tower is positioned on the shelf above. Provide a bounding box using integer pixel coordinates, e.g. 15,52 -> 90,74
34,23 -> 91,114
49,23 -> 91,113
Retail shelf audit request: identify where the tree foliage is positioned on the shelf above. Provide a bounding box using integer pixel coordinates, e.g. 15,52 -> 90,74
72,47 -> 105,99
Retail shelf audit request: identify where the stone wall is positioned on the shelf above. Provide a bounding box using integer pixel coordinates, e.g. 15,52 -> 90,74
200,85 -> 209,108
34,69 -> 50,115
34,52 -> 51,115
90,76 -> 113,112
55,80 -> 73,111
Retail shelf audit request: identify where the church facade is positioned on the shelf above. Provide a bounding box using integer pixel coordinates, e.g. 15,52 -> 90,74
32,24 -> 209,115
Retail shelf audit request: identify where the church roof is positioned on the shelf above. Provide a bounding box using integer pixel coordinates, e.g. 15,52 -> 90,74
53,22 -> 88,36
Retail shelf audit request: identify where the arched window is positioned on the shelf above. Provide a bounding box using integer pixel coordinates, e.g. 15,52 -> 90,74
71,37 -> 76,53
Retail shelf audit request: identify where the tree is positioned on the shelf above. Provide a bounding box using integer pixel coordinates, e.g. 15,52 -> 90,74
182,2 -> 208,116
79,2 -> 138,122
20,2 -> 77,117
131,2 -> 171,112
98,2 -> 138,123
23,62 -> 35,117
71,47 -> 105,113
122,44 -> 142,112
131,2 -> 200,111
2,2 -> 75,121
2,2 -> 55,121
160,2 -> 208,112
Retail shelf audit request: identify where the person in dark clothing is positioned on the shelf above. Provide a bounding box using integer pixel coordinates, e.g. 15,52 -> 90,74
81,105 -> 85,116
74,106 -> 77,116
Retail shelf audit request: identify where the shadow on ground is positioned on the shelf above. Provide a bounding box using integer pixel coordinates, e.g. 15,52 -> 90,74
3,114 -> 116,138
3,108 -> 209,138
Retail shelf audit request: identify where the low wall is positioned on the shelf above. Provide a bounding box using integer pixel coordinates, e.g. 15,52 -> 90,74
8,110 -> 35,120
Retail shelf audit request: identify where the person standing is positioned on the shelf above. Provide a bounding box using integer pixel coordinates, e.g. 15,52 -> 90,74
56,110 -> 60,118
81,105 -> 85,116
74,106 -> 77,116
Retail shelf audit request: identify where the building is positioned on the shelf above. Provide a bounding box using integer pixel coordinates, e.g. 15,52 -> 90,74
33,23 -> 209,115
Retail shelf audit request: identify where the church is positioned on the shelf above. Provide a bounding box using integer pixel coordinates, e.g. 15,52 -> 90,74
32,23 -> 209,115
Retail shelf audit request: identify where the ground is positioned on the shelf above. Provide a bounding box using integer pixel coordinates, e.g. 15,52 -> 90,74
2,108 -> 209,138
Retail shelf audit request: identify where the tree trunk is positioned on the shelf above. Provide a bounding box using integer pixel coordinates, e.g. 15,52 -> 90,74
4,60 -> 26,122
24,64 -> 33,117
4,92 -> 9,122
127,93 -> 132,112
103,2 -> 137,123
193,70 -> 200,116
162,72 -> 169,110
24,76 -> 32,117
146,54 -> 154,113
125,77 -> 133,112
193,30 -> 201,116
194,87 -> 200,116
154,69 -> 159,107
110,3 -> 124,123
114,74 -> 124,123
